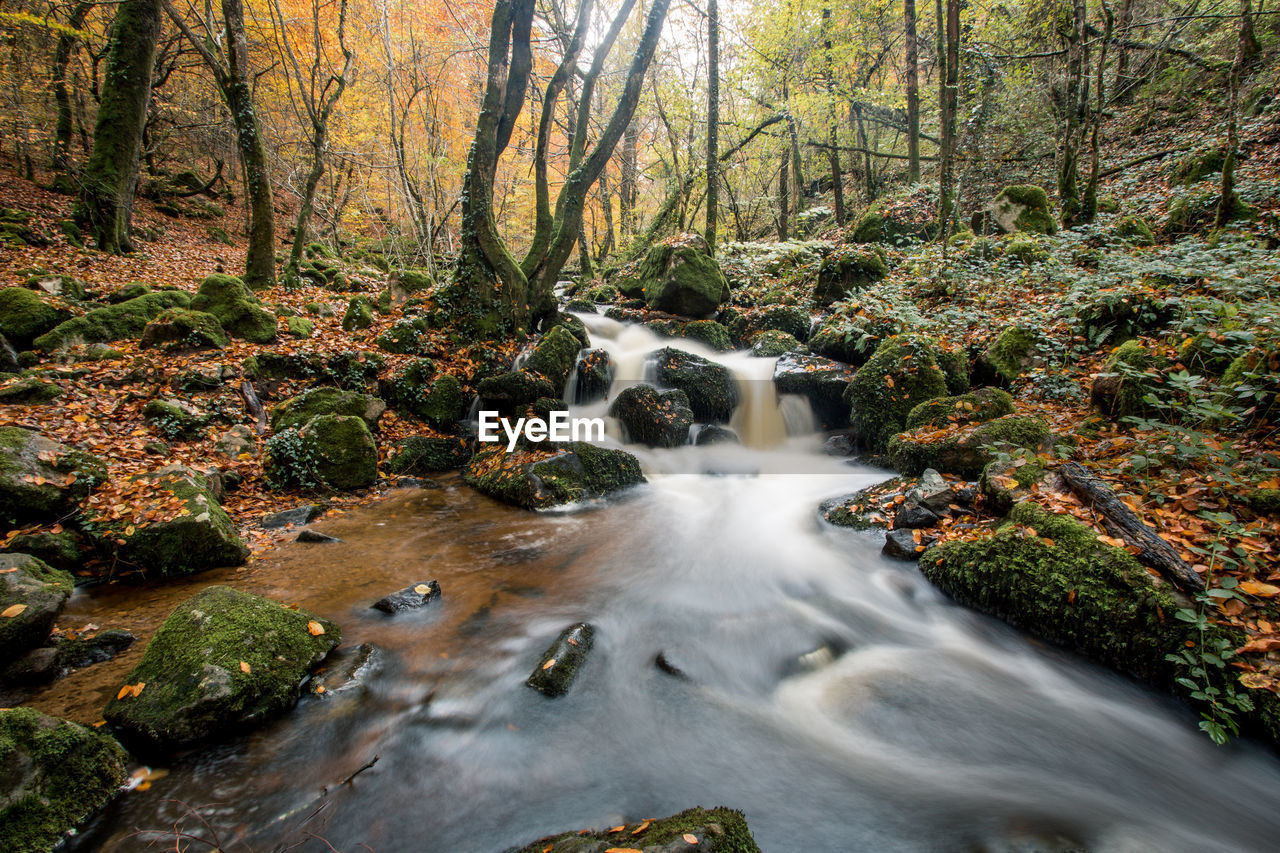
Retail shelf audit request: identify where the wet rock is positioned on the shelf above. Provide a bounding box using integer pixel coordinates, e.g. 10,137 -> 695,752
81,464 -> 248,577
694,424 -> 739,445
527,622 -> 595,697
372,580 -> 441,614
33,290 -> 191,351
512,806 -> 761,853
905,387 -> 1015,430
653,347 -> 738,423
103,585 -> 340,751
750,329 -> 804,357
655,651 -> 689,678
477,370 -> 556,417
0,375 -> 63,405
610,384 -> 694,448
464,442 -> 645,509
818,487 -> 893,529
0,528 -> 86,571
262,504 -> 326,529
773,353 -> 857,429
2,645 -> 61,685
883,528 -> 937,561
524,325 -> 582,395
139,308 -> 228,350
0,707 -> 128,852
823,434 -> 855,456
385,434 -> 473,474
297,530 -> 341,543
573,348 -> 613,404
310,642 -> 380,696
56,629 -> 136,669
894,501 -> 940,529
0,553 -> 73,665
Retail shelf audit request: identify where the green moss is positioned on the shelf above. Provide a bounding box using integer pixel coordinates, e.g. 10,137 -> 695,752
103,586 -> 339,750
271,387 -> 384,432
1246,489 -> 1280,516
1091,340 -> 1163,419
752,305 -> 811,341
589,283 -> 618,302
381,363 -> 465,430
654,347 -> 738,423
814,248 -> 887,304
464,442 -> 645,509
751,329 -> 804,357
1097,196 -> 1120,214
524,325 -> 582,394
0,288 -> 71,348
189,274 -> 277,343
395,269 -> 434,293
1005,235 -> 1049,263
920,503 -> 1192,685
139,307 -> 228,350
143,399 -> 206,439
0,376 -> 63,404
845,336 -> 948,453
477,370 -> 556,416
33,290 -> 190,351
514,806 -> 760,853
640,240 -> 729,317
610,385 -> 695,448
906,387 -> 1015,429
341,295 -> 375,331
987,185 -> 1058,235
682,319 -> 733,352
1114,215 -> 1155,246
299,415 -> 378,490
376,316 -> 432,353
0,427 -> 105,525
0,552 -> 73,658
0,708 -> 128,853
386,435 -> 472,474
1000,184 -> 1050,209
0,529 -> 82,571
1176,333 -> 1235,377
1170,147 -> 1227,185
1166,190 -> 1255,234
286,316 -> 314,339
934,347 -> 971,395
888,414 -> 1050,477
986,325 -> 1038,384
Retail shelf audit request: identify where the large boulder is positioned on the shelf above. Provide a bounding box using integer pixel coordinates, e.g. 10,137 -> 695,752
814,248 -> 887,305
0,707 -> 128,853
271,386 -> 385,432
513,807 -> 761,853
189,274 -> 278,343
386,435 -> 473,474
381,365 -> 466,429
610,384 -> 694,447
845,336 -> 948,453
0,287 -> 71,349
82,465 -> 248,577
524,325 -> 582,395
904,387 -> 1015,430
0,427 -> 105,526
267,414 -> 379,490
773,352 -> 857,429
653,347 -> 738,423
750,305 -> 812,341
634,234 -> 729,317
0,553 -> 73,666
980,185 -> 1058,235
464,442 -> 645,509
103,586 -> 340,750
477,370 -> 557,417
33,290 -> 191,351
139,307 -> 228,350
887,414 -> 1051,477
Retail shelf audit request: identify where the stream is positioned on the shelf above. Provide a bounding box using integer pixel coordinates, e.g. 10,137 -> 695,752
35,315 -> 1280,852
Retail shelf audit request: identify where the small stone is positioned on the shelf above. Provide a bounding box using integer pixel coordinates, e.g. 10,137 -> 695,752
883,528 -> 937,561
372,580 -> 441,614
296,530 -> 341,543
262,504 -> 326,529
894,502 -> 940,529
56,629 -> 136,669
695,425 -> 739,445
655,651 -> 689,679
823,434 -> 855,456
527,623 -> 595,697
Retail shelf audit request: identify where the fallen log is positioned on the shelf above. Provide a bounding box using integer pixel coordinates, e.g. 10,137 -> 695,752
240,379 -> 268,434
1059,461 -> 1204,592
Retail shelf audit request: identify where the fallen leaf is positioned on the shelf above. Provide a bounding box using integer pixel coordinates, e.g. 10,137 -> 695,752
1,603 -> 27,618
116,685 -> 132,700
239,660 -> 251,673
1239,581 -> 1280,598
414,583 -> 431,595
1238,638 -> 1280,654
542,658 -> 557,670
683,834 -> 699,844
307,620 -> 325,636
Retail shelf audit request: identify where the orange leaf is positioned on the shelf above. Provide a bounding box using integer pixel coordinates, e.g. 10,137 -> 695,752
1,603 -> 27,618
1239,581 -> 1280,598
239,660 -> 252,673
542,658 -> 557,670
683,834 -> 699,844
307,620 -> 325,636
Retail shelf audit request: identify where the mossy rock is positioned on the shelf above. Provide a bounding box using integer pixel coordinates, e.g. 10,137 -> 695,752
610,385 -> 694,447
272,415 -> 379,491
750,305 -> 811,341
271,387 -> 385,433
845,336 -> 948,453
653,347 -> 739,423
1113,215 -> 1155,247
394,269 -> 434,293
920,503 -> 1195,686
851,206 -> 934,244
0,707 -> 128,853
382,364 -> 466,430
751,329 -> 805,357
0,375 -> 63,405
979,456 -> 1048,517
773,352 -> 858,429
33,290 -> 191,351
0,288 -> 72,348
245,350 -> 383,389
286,316 -> 314,339
189,274 -> 277,343
0,427 -> 105,526
341,295 -> 376,331
905,387 -> 1015,430
0,553 -> 73,665
1165,190 -> 1255,234
1091,340 -> 1163,419
386,435 -> 473,474
0,529 -> 84,572
139,307 -> 228,350
105,281 -> 155,303
142,398 -> 207,440
888,414 -> 1051,478
985,325 -> 1040,385
82,465 -> 248,577
375,316 -> 432,353
1169,147 -> 1227,185
1097,196 -> 1120,214
525,325 -> 583,395
983,185 -> 1058,235
681,319 -> 734,352
814,247 -> 887,305
513,806 -> 761,853
589,283 -> 619,302
103,586 -> 340,751
1004,235 -> 1049,264
463,442 -> 645,509
477,370 -> 556,417
639,235 -> 730,317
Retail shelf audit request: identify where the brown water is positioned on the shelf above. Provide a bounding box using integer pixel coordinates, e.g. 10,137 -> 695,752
24,319 -> 1280,852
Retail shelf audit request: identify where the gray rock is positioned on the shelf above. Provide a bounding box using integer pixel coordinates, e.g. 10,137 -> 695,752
57,628 -> 136,669
883,528 -> 938,561
894,502 -> 940,529
527,623 -> 595,697
372,580 -> 441,614
0,553 -> 73,666
297,530 -> 341,543
262,504 -> 326,529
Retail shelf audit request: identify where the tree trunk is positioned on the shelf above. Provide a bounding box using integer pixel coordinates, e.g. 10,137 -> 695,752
1217,0 -> 1252,228
1114,0 -> 1134,93
1059,0 -> 1087,226
620,121 -> 638,238
778,146 -> 790,240
936,0 -> 959,233
53,2 -> 93,173
904,0 -> 921,184
1081,1 -> 1113,224
822,7 -> 844,224
705,0 -> 720,253
77,0 -> 162,253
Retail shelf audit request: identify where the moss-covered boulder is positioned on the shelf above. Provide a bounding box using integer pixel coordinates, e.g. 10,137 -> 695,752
0,528 -> 85,572
905,387 -> 1015,430
1165,190 -> 1255,234
103,586 -> 340,750
527,622 -> 594,697
920,503 -> 1192,685
1091,340 -> 1162,419
381,362 -> 466,429
24,273 -> 85,300
83,465 -> 248,577
0,707 -> 128,853
464,442 -> 645,509
773,352 -> 857,429
0,375 -> 63,405
139,307 -> 228,350
750,305 -> 812,341
477,370 -> 557,417
984,325 -> 1040,385
514,806 -> 761,853
888,414 -> 1051,477
271,387 -> 385,432
637,234 -> 730,317
142,398 -> 208,439
751,329 -> 805,357
0,427 -> 105,526
341,295 -> 376,331
814,248 -> 887,305
33,290 -> 191,351
267,415 -> 379,491
653,347 -> 738,423
286,316 -> 314,339
1169,146 -> 1227,186
610,384 -> 694,447
572,348 -> 613,403
845,336 -> 948,452
1004,235 -> 1049,264
0,287 -> 72,349
1113,215 -> 1155,246
524,325 -> 582,395
681,319 -> 734,352
189,274 -> 277,343
851,205 -> 934,244
982,185 -> 1058,235
0,553 -> 73,665
375,317 -> 431,353
386,435 -> 473,475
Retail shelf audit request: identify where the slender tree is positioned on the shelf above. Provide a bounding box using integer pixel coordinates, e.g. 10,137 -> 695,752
1058,0 -> 1087,226
706,0 -> 720,252
52,1 -> 93,176
903,0 -> 921,184
936,0 -> 959,233
1217,0 -> 1254,227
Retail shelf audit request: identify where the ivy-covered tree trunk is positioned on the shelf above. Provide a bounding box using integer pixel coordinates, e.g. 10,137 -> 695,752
935,0 -> 959,234
619,122 -> 638,238
1081,1 -> 1113,224
1217,0 -> 1252,228
778,146 -> 790,240
77,0 -> 162,253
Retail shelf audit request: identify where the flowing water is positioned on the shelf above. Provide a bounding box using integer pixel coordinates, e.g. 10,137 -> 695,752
34,316 -> 1280,852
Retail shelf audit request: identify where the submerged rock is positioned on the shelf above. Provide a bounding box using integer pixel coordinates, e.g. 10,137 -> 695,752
0,707 -> 128,853
464,443 -> 645,509
527,622 -> 595,697
512,806 -> 761,853
372,580 -> 441,614
297,530 -> 341,543
261,503 -> 327,529
0,553 -> 73,666
653,347 -> 738,423
56,628 -> 136,669
610,384 -> 695,448
103,585 -> 340,751
310,642 -> 381,696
